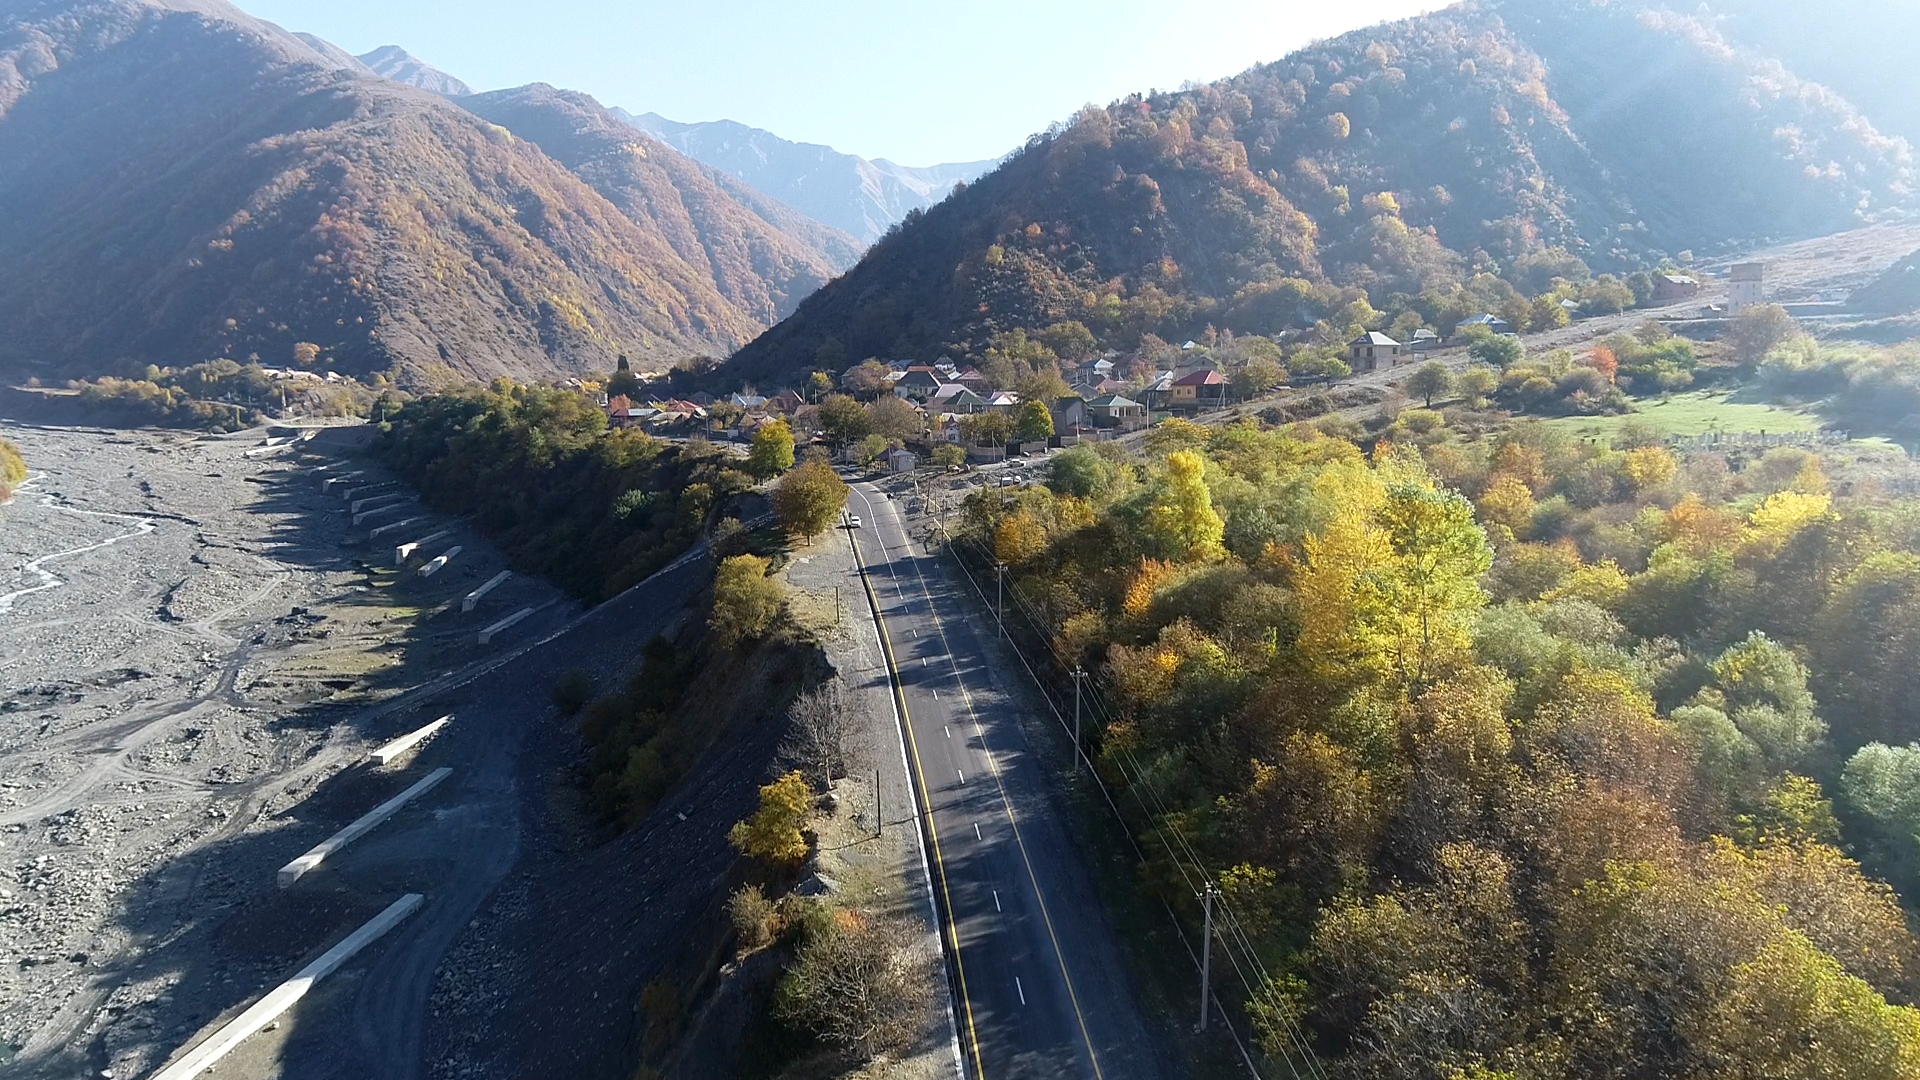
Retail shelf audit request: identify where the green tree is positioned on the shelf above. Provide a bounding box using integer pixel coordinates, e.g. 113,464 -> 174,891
1455,365 -> 1499,408
729,770 -> 812,862
805,370 -> 835,401
1233,358 -> 1288,399
959,412 -> 1014,447
866,394 -> 922,440
1049,444 -> 1118,499
854,433 -> 892,468
1469,335 -> 1524,370
1015,400 -> 1055,441
842,359 -> 891,398
1728,304 -> 1801,365
931,443 -> 967,469
1146,450 -> 1225,560
1704,632 -> 1825,770
773,460 -> 849,542
818,394 -> 872,444
747,419 -> 796,480
711,554 -> 785,647
1406,362 -> 1455,407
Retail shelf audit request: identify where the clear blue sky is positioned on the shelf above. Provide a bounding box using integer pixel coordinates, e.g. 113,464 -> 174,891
244,0 -> 1436,165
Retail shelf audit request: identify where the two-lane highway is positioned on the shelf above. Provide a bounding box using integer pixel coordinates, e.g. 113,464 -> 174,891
848,482 -> 1168,1080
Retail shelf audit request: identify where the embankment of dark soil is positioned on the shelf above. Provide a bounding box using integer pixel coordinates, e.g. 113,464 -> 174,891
425,625 -> 827,1077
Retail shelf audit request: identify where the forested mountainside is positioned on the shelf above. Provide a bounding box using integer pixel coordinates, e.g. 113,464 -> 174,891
618,109 -> 1001,244
460,85 -> 861,325
725,0 -> 1917,386
0,0 -> 841,385
359,43 -> 472,97
1705,0 -> 1920,149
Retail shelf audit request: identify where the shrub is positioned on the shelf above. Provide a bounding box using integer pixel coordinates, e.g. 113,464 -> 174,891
728,883 -> 779,953
552,668 -> 594,715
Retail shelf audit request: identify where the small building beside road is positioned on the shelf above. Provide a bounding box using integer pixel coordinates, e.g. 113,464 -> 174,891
1349,332 -> 1404,372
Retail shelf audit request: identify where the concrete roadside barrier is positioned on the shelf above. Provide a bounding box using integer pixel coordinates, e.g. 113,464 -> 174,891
418,546 -> 462,577
371,715 -> 450,765
353,502 -> 412,527
478,607 -> 534,645
394,530 -> 452,566
321,471 -> 365,492
368,516 -> 427,541
343,482 -> 398,503
462,571 -> 511,613
149,893 -> 425,1080
277,768 -> 453,887
351,492 -> 408,514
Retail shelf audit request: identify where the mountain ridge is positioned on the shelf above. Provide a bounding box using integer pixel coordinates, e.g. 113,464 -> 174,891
0,0 -> 854,385
358,44 -> 472,97
723,0 -> 1917,386
615,108 -> 1001,244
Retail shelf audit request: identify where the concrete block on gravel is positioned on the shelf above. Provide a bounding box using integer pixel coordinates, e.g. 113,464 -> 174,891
277,768 -> 452,887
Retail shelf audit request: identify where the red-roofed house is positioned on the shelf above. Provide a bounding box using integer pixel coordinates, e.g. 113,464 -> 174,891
1171,368 -> 1227,410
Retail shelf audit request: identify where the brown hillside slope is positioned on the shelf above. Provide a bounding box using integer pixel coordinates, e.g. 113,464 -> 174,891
0,0 -> 821,384
457,84 -> 861,326
724,0 -> 1916,386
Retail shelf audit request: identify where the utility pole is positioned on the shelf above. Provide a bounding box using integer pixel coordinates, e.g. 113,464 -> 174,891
1199,882 -> 1216,1031
1071,665 -> 1087,775
995,562 -> 1007,637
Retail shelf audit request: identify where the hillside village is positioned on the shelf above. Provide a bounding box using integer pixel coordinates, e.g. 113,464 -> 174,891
610,261 -> 1778,465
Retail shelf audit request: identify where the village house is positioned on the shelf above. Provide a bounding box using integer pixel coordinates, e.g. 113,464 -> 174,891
1086,393 -> 1147,431
1349,332 -> 1404,373
1654,274 -> 1701,303
893,367 -> 943,400
768,388 -> 805,414
887,447 -> 918,474
1457,313 -> 1515,336
1170,368 -> 1228,410
985,390 -> 1022,413
1049,395 -> 1089,437
931,383 -> 987,413
1409,328 -> 1443,352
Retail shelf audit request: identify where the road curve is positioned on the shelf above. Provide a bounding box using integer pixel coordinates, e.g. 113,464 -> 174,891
848,482 -> 1168,1080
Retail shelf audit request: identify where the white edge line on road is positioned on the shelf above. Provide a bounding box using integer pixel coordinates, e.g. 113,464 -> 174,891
149,893 -> 424,1080
845,489 -> 968,1080
277,768 -> 452,887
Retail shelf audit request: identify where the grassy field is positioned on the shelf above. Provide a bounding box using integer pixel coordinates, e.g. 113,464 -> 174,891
1544,390 -> 1828,442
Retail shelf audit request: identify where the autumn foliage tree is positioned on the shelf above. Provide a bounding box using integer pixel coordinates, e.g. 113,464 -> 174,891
773,460 -> 849,542
730,770 -> 812,863
747,419 -> 796,480
0,438 -> 24,504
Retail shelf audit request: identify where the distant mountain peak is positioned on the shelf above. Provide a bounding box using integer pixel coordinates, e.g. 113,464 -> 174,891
614,108 -> 1003,244
357,44 -> 472,98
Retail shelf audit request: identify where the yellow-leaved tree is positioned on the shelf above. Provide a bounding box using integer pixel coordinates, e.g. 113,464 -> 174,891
1146,450 -> 1225,561
1292,460 -> 1489,691
730,770 -> 813,863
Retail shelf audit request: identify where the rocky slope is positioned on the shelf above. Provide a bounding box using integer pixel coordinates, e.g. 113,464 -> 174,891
0,0 -> 843,386
618,109 -> 1000,244
724,0 -> 1918,386
358,43 -> 472,97
460,85 -> 861,325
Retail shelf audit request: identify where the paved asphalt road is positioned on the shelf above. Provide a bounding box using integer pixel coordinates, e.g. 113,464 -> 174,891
847,483 -> 1167,1080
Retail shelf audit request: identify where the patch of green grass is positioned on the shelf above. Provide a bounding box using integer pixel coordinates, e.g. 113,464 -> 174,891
1544,390 -> 1827,442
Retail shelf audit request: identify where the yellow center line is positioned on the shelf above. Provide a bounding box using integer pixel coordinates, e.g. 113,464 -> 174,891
878,491 -> 1107,1080
852,516 -> 987,1080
